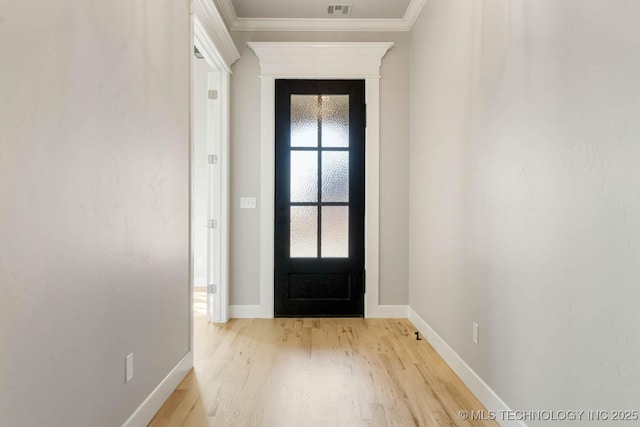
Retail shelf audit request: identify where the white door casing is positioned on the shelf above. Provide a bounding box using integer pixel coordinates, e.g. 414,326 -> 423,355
192,0 -> 239,332
247,42 -> 397,318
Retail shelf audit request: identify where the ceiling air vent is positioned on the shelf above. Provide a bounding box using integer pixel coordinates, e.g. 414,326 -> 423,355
327,4 -> 352,16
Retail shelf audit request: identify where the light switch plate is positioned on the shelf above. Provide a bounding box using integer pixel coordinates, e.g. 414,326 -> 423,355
240,197 -> 257,209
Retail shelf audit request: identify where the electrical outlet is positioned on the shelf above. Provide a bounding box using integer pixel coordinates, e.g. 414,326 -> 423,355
473,322 -> 479,345
125,353 -> 134,383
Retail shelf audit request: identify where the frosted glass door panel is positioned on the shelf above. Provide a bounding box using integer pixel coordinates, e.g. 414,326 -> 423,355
321,95 -> 349,147
290,206 -> 318,258
287,90 -> 353,258
321,151 -> 349,203
291,95 -> 318,147
321,206 -> 349,258
290,151 -> 318,202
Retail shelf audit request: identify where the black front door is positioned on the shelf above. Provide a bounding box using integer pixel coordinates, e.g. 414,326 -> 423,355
274,79 -> 365,317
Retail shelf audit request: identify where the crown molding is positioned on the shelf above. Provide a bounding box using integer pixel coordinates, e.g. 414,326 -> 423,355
193,0 -> 240,70
234,18 -> 408,32
215,0 -> 238,29
217,0 -> 427,32
403,0 -> 428,30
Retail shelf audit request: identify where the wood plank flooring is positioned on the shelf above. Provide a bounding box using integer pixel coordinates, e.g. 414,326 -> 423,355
149,303 -> 498,427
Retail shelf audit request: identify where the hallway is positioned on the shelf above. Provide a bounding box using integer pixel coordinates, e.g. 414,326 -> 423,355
4,1 -> 640,425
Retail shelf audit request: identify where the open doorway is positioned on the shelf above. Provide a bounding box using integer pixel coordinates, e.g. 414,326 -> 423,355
192,47 -> 218,320
190,8 -> 238,326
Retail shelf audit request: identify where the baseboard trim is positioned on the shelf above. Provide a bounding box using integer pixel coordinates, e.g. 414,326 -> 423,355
228,304 -> 408,319
121,351 -> 193,427
407,307 -> 526,427
229,304 -> 264,318
368,304 -> 408,318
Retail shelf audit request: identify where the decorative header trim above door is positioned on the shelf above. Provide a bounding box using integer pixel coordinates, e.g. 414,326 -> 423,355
248,42 -> 393,78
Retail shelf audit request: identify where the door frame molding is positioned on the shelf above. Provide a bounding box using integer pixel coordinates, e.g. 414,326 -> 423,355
192,0 -> 240,331
248,42 -> 393,318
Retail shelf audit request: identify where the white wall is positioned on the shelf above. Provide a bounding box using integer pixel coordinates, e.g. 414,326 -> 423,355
0,1 -> 190,426
228,31 -> 410,306
193,57 -> 214,287
409,0 -> 640,423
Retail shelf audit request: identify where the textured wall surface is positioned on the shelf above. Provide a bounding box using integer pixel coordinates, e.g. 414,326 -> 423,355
409,0 -> 640,423
0,1 -> 190,426
228,31 -> 410,306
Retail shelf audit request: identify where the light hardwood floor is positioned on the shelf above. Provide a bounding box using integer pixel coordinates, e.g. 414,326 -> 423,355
149,298 -> 498,427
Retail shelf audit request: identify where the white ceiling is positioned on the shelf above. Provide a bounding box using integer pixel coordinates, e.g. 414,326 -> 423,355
231,0 -> 411,19
215,0 -> 427,32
